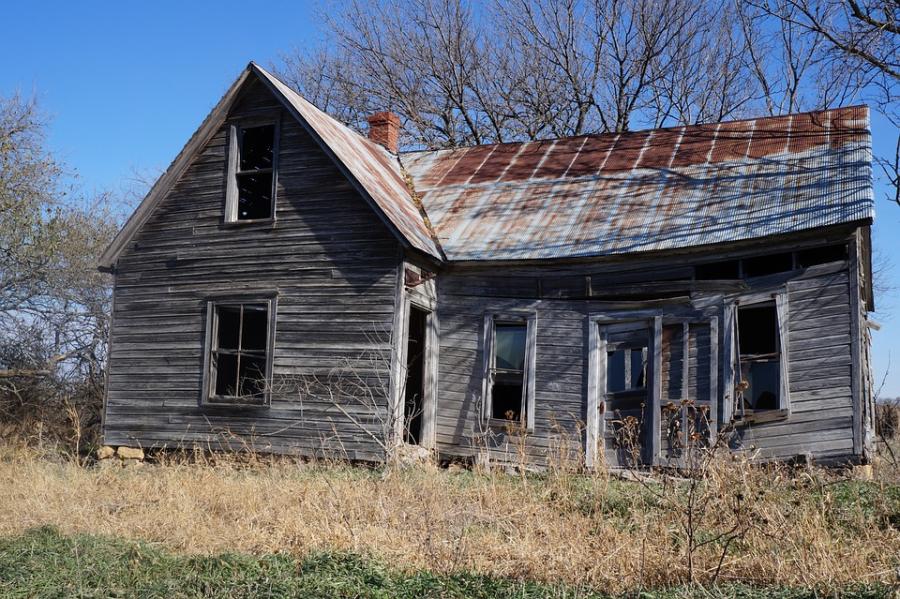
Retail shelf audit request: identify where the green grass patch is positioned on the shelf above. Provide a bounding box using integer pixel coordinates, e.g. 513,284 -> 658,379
0,527 -> 892,598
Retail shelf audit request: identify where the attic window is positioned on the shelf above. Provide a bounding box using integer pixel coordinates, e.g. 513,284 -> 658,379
204,298 -> 276,406
226,121 -> 278,222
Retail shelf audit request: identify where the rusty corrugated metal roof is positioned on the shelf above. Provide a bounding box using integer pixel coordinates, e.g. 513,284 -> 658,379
254,65 -> 443,260
402,106 -> 874,261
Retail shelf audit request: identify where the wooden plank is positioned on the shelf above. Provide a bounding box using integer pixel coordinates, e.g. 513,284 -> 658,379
650,316 -> 663,465
848,231 -> 863,455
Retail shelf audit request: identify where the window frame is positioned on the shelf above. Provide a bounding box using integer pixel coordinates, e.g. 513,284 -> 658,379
201,294 -> 278,407
723,290 -> 791,423
225,115 -> 280,224
481,312 -> 537,431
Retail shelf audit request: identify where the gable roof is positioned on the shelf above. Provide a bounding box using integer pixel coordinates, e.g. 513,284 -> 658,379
99,63 -> 442,269
402,106 -> 874,261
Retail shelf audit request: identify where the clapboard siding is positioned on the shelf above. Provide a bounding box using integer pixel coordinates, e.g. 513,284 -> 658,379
434,242 -> 865,467
104,73 -> 871,467
104,77 -> 402,460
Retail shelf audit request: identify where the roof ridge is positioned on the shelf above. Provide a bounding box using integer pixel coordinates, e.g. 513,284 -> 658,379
400,104 -> 869,157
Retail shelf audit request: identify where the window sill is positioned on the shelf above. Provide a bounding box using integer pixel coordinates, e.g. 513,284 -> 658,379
222,218 -> 276,228
734,409 -> 788,426
487,418 -> 531,433
202,397 -> 270,410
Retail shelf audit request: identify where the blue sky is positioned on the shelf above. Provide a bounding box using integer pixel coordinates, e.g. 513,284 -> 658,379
3,2 -> 900,397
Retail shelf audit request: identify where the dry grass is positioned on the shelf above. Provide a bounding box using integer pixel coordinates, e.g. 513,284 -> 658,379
0,441 -> 897,595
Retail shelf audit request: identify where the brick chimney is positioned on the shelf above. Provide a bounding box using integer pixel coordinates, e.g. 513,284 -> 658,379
367,112 -> 401,153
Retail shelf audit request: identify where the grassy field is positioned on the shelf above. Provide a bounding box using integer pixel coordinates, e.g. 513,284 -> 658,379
0,441 -> 897,597
0,527 -> 895,598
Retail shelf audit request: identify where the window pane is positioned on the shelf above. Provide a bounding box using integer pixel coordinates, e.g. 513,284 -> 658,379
236,172 -> 273,220
745,359 -> 779,410
492,378 -> 523,421
738,304 -> 778,356
495,324 -> 526,371
238,356 -> 267,398
241,304 -> 268,351
630,349 -> 647,389
216,306 -> 241,350
607,350 -> 626,393
239,124 -> 275,171
214,353 -> 238,396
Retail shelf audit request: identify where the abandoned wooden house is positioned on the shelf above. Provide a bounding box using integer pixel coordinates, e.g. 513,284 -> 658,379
99,62 -> 877,468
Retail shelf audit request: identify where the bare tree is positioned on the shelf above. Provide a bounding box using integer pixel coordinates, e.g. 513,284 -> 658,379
0,93 -> 119,449
279,0 -> 897,203
279,0 -> 770,146
747,0 -> 899,202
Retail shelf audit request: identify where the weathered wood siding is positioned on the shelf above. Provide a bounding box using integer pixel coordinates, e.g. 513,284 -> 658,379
104,77 -> 402,460
434,232 -> 865,467
730,268 -> 854,460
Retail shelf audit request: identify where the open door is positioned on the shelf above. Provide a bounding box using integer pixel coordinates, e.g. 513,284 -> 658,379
403,305 -> 429,445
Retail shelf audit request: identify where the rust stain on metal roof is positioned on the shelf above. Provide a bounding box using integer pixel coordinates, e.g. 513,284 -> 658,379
401,105 -> 873,261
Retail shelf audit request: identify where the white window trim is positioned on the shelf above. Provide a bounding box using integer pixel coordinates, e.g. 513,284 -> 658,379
481,312 -> 537,431
201,294 -> 278,407
225,116 -> 281,224
722,289 -> 790,423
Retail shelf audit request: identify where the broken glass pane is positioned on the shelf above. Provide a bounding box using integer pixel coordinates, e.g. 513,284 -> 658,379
492,378 -> 523,421
217,306 -> 241,350
239,124 -> 275,171
745,359 -> 779,409
238,356 -> 267,398
607,348 -> 647,393
607,349 -> 626,393
738,304 -> 778,356
236,172 -> 273,220
214,353 -> 238,396
241,304 -> 268,351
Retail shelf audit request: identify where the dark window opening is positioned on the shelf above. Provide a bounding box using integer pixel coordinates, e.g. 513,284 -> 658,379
491,323 -> 527,422
695,260 -> 740,280
736,303 -> 780,411
404,306 -> 428,445
232,123 -> 275,221
210,302 -> 270,403
797,243 -> 847,268
742,252 -> 793,278
607,346 -> 648,394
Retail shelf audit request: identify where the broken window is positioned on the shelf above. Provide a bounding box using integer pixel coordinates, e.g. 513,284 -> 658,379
484,316 -> 535,427
736,302 -> 780,412
797,243 -> 847,268
205,300 -> 274,405
607,346 -> 647,393
742,252 -> 793,278
226,122 -> 277,222
695,260 -> 740,280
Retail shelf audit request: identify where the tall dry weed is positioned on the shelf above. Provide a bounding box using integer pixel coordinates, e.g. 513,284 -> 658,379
0,439 -> 896,594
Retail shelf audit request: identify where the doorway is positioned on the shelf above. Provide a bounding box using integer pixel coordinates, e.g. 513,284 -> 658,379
403,305 -> 428,445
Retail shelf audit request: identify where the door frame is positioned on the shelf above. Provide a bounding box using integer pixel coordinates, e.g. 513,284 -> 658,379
392,293 -> 439,450
586,310 -> 663,469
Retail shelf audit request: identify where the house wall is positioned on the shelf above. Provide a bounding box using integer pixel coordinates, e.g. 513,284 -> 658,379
104,77 -> 403,460
433,228 -> 867,468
